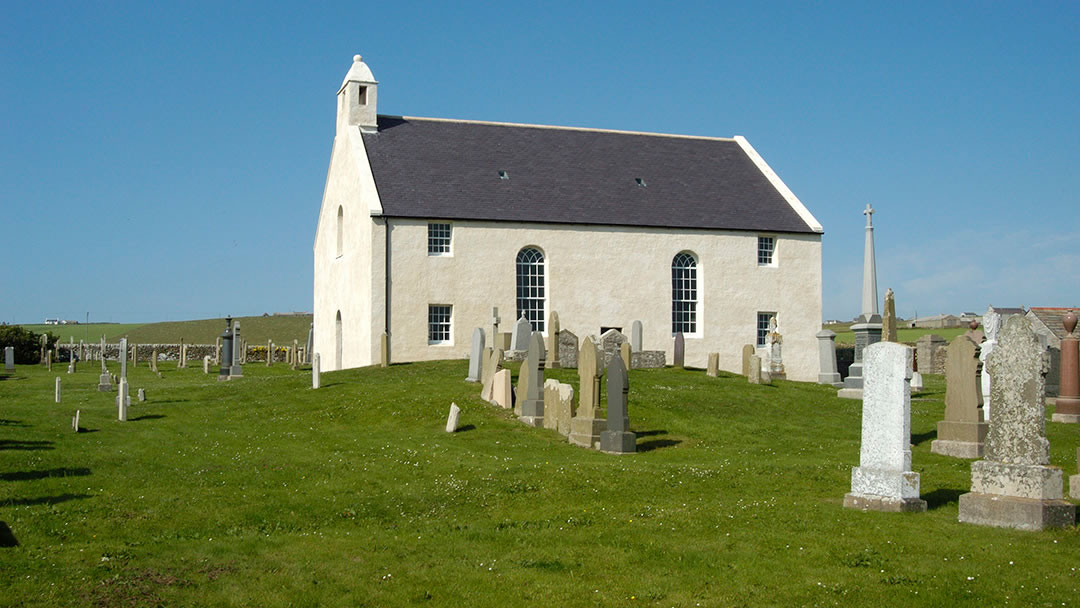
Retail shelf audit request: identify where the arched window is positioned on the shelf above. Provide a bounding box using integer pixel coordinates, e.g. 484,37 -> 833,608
335,310 -> 343,369
671,252 -> 697,334
336,206 -> 344,257
516,247 -> 545,332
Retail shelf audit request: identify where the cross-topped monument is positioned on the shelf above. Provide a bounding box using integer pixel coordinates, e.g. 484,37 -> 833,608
839,204 -> 884,399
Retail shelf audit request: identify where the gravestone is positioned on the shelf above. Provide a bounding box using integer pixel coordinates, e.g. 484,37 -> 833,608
570,336 -> 605,449
72,410 -> 80,433
510,316 -> 531,351
765,317 -> 786,379
882,288 -> 898,342
46,350 -> 52,371
599,329 -> 628,369
979,307 -> 1000,419
490,307 -> 501,346
706,352 -> 719,377
1071,448 -> 1079,500
178,339 -> 185,369
54,377 -> 61,403
915,334 -> 947,375
203,356 -> 210,374
518,333 -> 546,427
492,369 -> 512,409
117,378 -> 129,421
958,315 -> 1076,530
748,355 -> 762,384
150,349 -> 159,373
306,323 -> 314,364
543,380 -> 561,431
910,371 -> 923,392
631,320 -> 643,353
600,355 -> 636,453
840,205 -> 884,399
67,356 -> 76,374
816,330 -> 843,386
558,329 -> 579,369
466,328 -> 485,382
131,344 -> 137,367
5,346 -> 14,373
137,388 -> 145,402
480,348 -> 503,403
843,342 -> 926,512
619,342 -> 631,372
1050,310 -> 1079,423
312,353 -> 321,389
292,339 -> 300,370
478,347 -> 493,385
546,312 -> 561,369
741,344 -> 755,377
445,403 -> 461,433
119,339 -> 128,379
931,336 -> 988,458
215,337 -> 221,365
555,382 -> 575,437
380,332 -> 389,367
673,332 -> 685,368
97,363 -> 112,392
267,340 -> 274,366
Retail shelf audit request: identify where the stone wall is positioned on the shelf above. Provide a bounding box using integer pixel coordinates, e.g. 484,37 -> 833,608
54,343 -> 307,364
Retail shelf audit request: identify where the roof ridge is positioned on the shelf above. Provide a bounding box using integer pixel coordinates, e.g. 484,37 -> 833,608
385,115 -> 738,143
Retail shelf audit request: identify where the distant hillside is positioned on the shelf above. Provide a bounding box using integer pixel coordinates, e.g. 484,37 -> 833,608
17,323 -> 145,342
122,315 -> 313,345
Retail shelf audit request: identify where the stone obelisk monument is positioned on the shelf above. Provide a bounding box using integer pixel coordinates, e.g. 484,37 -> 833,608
839,204 -> 883,399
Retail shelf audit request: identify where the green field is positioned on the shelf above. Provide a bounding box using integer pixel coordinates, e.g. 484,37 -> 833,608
826,324 -> 969,345
1,360 -> 1077,606
18,315 -> 312,346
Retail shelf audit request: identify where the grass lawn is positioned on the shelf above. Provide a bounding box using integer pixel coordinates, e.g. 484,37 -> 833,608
18,324 -> 146,343
1,360 -> 1078,606
827,325 -> 969,345
18,315 -> 311,347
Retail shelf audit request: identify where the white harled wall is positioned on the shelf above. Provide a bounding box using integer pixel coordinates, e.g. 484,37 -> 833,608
316,214 -> 822,381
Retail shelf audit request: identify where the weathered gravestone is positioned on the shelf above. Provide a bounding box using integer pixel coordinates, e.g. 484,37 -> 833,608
673,332 -> 685,368
706,352 -> 719,377
117,378 -> 129,422
816,330 -> 843,386
915,334 -> 947,375
97,362 -> 113,392
491,369 -> 512,409
558,329 -> 579,369
137,388 -> 146,402
931,336 -> 988,458
570,336 -> 605,449
765,317 -> 785,379
4,346 -> 14,373
466,328 -> 485,382
267,340 -> 274,366
490,307 -> 501,346
619,342 -> 631,372
546,312 -> 561,369
910,371 -> 924,392
380,331 -> 389,367
882,288 -> 898,342
957,316 -> 1076,530
292,339 -> 299,370
543,380 -> 561,432
599,329 -> 628,369
478,347 -> 493,385
510,316 -> 531,351
843,342 -> 926,512
1051,310 -> 1079,423
118,339 -> 128,379
741,344 -> 755,377
555,382 -> 574,437
150,349 -> 159,373
480,348 -> 503,403
54,377 -> 61,403
600,355 -> 636,453
72,410 -> 80,432
631,320 -> 643,353
312,353 -> 321,389
517,333 -> 546,427
203,356 -> 210,374
1070,448 -> 1080,500
747,355 -> 763,384
445,403 -> 461,433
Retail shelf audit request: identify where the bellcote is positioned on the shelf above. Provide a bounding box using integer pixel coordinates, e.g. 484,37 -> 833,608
337,55 -> 378,133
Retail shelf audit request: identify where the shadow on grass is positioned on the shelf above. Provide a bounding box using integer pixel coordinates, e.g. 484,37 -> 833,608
456,424 -> 476,432
0,419 -> 27,427
636,429 -> 669,438
0,467 -> 91,482
924,488 -> 965,510
0,521 -> 17,547
911,430 -> 937,445
0,440 -> 54,451
130,415 -> 166,421
2,493 -> 94,507
145,400 -> 188,405
635,429 -> 682,452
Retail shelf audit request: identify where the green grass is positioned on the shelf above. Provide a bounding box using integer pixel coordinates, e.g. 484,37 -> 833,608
827,324 -> 969,345
18,324 -> 145,343
1,360 -> 1078,606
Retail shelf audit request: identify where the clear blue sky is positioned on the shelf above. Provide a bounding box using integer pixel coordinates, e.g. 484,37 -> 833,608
3,1 -> 1077,324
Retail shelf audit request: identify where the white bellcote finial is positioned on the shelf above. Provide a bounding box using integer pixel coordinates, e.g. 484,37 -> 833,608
337,54 -> 378,133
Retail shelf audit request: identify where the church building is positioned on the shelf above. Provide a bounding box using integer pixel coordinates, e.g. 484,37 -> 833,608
313,55 -> 824,381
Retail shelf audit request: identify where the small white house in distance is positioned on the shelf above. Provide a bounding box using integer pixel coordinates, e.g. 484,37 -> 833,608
313,55 -> 825,380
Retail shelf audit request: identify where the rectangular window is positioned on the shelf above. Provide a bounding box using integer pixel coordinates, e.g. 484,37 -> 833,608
428,223 -> 451,255
757,312 -> 775,346
428,305 -> 452,344
758,236 -> 775,266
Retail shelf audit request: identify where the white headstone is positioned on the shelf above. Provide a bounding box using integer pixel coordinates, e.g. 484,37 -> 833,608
844,342 -> 926,512
117,378 -> 129,421
54,377 -> 61,403
137,388 -> 145,402
979,305 -> 1001,420
445,402 -> 461,433
466,328 -> 485,382
203,356 -> 210,374
910,371 -> 924,392
4,346 -> 13,372
72,410 -> 80,432
630,320 -> 643,353
312,353 -> 321,389
510,315 -> 531,351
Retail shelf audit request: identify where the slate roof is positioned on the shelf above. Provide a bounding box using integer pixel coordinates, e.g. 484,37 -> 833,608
361,117 -> 819,234
1027,307 -> 1079,343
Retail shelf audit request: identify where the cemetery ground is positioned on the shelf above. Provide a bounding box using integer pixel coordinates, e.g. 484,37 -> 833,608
1,362 -> 1078,607
16,314 -> 312,347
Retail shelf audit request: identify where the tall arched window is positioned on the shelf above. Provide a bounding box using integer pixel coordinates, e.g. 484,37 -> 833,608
336,206 -> 344,257
671,252 -> 697,334
516,247 -> 545,332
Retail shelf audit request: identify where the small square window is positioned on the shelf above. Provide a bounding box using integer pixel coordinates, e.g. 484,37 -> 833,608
757,312 -> 775,347
428,223 -> 451,255
758,236 -> 775,266
428,305 -> 452,344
